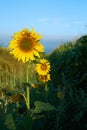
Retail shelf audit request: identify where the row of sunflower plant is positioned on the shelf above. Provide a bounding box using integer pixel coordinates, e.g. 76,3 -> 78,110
7,28 -> 55,129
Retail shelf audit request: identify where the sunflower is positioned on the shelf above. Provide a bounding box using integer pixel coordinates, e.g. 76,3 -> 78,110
35,59 -> 51,75
57,91 -> 64,99
31,84 -> 39,88
38,74 -> 50,83
8,28 -> 44,63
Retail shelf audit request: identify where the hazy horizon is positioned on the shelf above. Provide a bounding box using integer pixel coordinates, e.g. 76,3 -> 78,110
0,34 -> 82,53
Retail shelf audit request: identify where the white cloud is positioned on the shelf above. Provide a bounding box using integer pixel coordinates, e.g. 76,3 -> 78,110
60,23 -> 70,28
38,17 -> 59,24
39,18 -> 49,23
72,21 -> 84,25
38,17 -> 71,29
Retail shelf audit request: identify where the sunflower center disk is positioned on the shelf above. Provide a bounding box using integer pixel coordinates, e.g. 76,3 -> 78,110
42,75 -> 47,80
20,38 -> 33,52
41,64 -> 47,70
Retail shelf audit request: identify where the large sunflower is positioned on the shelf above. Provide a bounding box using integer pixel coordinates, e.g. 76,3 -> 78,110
35,59 -> 51,75
38,74 -> 50,83
8,28 -> 44,63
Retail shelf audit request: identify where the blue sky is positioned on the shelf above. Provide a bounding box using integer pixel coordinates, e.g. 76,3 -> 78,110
0,0 -> 87,50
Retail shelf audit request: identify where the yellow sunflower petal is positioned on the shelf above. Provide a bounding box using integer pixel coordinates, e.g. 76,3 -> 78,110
35,43 -> 44,52
35,59 -> 51,75
33,50 -> 40,58
8,28 -> 44,63
38,74 -> 51,83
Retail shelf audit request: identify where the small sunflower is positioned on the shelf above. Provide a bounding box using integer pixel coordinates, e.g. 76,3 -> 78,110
31,84 -> 39,89
57,91 -> 64,99
38,74 -> 50,83
8,28 -> 44,63
35,59 -> 51,75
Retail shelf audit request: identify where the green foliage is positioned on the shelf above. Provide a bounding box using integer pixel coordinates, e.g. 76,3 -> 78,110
16,114 -> 32,130
4,114 -> 16,130
0,35 -> 87,130
48,35 -> 87,89
0,47 -> 25,89
46,35 -> 87,130
32,101 -> 56,114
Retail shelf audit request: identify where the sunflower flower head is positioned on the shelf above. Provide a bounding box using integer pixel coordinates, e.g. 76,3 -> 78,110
38,74 -> 50,83
8,28 -> 44,63
57,91 -> 64,99
31,84 -> 39,89
35,59 -> 51,75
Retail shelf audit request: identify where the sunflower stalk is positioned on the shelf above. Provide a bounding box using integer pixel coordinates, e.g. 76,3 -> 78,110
25,61 -> 30,110
45,83 -> 49,102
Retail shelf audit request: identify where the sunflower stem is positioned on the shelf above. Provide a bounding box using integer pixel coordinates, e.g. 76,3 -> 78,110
26,61 -> 30,110
45,83 -> 49,102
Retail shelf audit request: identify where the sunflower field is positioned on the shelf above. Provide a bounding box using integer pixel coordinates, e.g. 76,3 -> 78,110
0,28 -> 87,130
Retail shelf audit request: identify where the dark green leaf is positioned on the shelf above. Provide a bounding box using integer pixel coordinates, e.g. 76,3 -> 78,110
4,114 -> 16,130
6,90 -> 24,96
32,101 -> 56,114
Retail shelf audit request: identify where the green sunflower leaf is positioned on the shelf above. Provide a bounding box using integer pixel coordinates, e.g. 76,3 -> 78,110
4,114 -> 16,130
6,89 -> 24,96
32,101 -> 56,114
